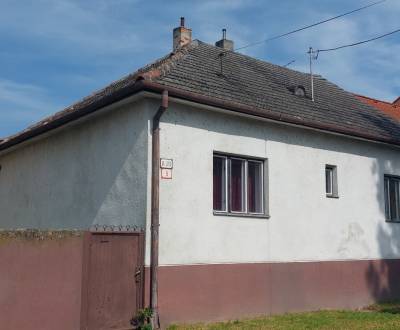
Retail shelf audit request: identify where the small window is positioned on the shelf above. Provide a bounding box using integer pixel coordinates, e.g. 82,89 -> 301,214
325,165 -> 338,198
213,154 -> 266,216
384,175 -> 400,222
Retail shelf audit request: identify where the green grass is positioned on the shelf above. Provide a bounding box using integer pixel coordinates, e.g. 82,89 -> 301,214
167,303 -> 400,330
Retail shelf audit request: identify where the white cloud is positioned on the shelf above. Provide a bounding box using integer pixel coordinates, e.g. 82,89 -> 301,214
0,80 -> 47,109
0,0 -> 161,56
0,79 -> 60,137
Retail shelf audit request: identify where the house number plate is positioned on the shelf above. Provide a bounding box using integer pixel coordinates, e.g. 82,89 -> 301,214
161,168 -> 172,179
160,158 -> 173,169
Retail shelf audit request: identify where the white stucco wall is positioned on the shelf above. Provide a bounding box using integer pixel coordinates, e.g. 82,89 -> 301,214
155,100 -> 400,266
2,95 -> 400,264
0,97 -> 151,230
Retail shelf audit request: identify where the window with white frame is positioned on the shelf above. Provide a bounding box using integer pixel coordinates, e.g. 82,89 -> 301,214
325,165 -> 338,198
213,154 -> 266,216
384,175 -> 400,222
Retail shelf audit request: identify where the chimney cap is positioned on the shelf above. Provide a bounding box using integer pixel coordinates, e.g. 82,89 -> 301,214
180,17 -> 185,27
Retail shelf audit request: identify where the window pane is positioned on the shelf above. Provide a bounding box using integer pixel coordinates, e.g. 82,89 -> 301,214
384,177 -> 390,220
213,156 -> 226,211
248,161 -> 263,213
326,168 -> 332,194
389,178 -> 398,220
396,180 -> 400,220
231,159 -> 245,212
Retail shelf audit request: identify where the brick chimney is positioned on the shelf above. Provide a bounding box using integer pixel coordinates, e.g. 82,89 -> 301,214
173,17 -> 192,51
215,29 -> 234,51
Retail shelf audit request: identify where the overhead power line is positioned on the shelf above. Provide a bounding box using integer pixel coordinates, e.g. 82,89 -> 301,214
307,27 -> 399,102
316,27 -> 400,53
235,0 -> 387,51
283,59 -> 296,67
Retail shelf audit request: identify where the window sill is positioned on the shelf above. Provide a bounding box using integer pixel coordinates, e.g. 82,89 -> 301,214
386,220 -> 400,223
326,194 -> 339,199
213,211 -> 270,219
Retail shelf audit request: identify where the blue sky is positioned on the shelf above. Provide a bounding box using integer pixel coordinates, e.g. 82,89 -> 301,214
0,0 -> 399,138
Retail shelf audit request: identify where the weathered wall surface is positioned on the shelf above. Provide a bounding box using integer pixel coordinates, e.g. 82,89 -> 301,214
0,98 -> 151,230
0,233 -> 84,330
154,100 -> 400,265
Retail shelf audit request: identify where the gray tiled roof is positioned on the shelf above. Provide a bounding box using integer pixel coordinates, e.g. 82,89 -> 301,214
1,40 -> 400,150
152,40 -> 400,143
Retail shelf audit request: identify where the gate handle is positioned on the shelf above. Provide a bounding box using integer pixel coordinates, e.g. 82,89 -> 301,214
134,268 -> 141,282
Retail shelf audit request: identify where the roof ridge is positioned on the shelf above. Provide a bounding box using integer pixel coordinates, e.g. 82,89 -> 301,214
355,93 -> 394,105
136,40 -> 199,81
60,40 -> 198,107
0,42 -> 199,143
361,94 -> 399,108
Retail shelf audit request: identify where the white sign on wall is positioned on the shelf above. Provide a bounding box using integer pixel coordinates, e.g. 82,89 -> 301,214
160,158 -> 173,169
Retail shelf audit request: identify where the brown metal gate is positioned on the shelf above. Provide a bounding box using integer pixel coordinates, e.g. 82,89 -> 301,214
82,232 -> 144,330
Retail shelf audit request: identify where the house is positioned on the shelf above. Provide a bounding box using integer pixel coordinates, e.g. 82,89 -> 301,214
356,94 -> 400,122
1,19 -> 400,329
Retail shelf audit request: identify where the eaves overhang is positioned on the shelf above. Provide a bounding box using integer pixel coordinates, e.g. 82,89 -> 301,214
1,79 -> 400,154
141,80 -> 400,148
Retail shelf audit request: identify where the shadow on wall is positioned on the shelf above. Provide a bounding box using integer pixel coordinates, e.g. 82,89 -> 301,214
366,159 -> 400,305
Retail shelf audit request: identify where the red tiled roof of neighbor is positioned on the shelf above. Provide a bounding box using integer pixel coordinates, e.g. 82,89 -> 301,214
356,94 -> 400,121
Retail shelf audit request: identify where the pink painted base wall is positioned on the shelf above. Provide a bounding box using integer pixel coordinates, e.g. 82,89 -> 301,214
157,259 -> 400,326
2,236 -> 400,329
0,236 -> 84,330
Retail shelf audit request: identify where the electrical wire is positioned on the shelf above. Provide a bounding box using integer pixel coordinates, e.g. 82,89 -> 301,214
283,60 -> 296,67
234,0 -> 387,51
316,27 -> 400,53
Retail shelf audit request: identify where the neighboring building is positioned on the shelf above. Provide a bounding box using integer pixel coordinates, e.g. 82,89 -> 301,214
356,94 -> 400,121
2,20 -> 400,329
